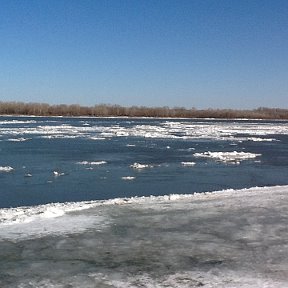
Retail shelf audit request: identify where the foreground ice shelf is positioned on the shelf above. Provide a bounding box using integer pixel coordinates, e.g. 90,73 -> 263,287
1,185 -> 288,287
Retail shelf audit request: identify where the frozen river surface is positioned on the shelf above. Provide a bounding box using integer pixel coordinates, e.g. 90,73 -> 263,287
1,185 -> 288,287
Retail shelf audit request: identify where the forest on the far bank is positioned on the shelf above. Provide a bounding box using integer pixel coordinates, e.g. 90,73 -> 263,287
0,101 -> 288,119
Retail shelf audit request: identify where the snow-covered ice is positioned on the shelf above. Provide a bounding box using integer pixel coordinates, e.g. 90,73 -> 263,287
1,185 -> 288,287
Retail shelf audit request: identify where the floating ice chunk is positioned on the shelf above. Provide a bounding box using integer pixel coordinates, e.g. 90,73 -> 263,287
130,163 -> 154,169
246,137 -> 277,142
181,161 -> 196,166
53,171 -> 65,177
88,161 -> 107,165
78,161 -> 90,165
0,166 -> 14,172
194,151 -> 261,163
121,176 -> 135,180
77,161 -> 107,165
0,119 -> 37,125
90,136 -> 106,140
115,130 -> 129,136
42,134 -> 78,139
99,132 -> 115,137
7,137 -> 29,142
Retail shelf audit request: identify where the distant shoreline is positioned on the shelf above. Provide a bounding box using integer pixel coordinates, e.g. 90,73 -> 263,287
1,115 -> 288,123
1,101 -> 288,120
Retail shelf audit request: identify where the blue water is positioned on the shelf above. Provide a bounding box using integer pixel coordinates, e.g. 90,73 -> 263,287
1,116 -> 288,208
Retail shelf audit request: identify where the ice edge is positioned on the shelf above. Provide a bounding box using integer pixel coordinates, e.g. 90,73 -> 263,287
1,185 -> 288,227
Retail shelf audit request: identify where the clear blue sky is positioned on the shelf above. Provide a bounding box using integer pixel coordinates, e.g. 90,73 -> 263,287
0,0 -> 287,109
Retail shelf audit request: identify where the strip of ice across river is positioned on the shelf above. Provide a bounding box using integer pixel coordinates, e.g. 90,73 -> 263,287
1,185 -> 288,287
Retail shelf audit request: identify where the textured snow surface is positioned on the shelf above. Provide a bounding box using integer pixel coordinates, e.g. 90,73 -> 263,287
1,186 -> 288,287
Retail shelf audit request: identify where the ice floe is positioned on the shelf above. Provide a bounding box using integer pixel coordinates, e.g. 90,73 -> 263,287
0,166 -> 14,172
0,117 -> 287,142
181,161 -> 196,166
7,137 -> 30,142
89,136 -> 106,140
77,161 -> 107,165
121,176 -> 136,180
53,171 -> 65,177
194,151 -> 261,163
246,137 -> 277,142
0,119 -> 37,125
130,162 -> 154,169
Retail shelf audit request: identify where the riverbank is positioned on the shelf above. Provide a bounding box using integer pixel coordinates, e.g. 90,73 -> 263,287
1,102 -> 288,119
1,185 -> 288,287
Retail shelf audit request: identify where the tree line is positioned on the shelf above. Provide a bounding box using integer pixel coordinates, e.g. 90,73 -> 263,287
0,101 -> 288,119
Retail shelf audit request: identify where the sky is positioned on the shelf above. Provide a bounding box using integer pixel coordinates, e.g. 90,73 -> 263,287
0,0 -> 287,109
